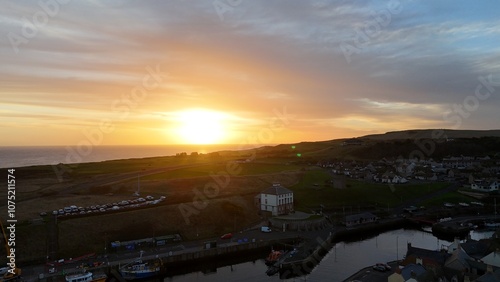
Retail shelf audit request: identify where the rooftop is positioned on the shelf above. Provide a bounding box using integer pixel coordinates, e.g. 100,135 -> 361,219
261,183 -> 293,195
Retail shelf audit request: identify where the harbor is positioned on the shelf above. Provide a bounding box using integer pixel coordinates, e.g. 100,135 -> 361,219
28,217 -> 410,282
10,212 -> 499,282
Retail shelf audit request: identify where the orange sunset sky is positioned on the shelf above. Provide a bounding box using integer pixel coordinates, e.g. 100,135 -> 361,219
1,1 -> 499,146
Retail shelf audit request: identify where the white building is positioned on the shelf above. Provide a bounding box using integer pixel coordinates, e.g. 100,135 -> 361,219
259,183 -> 294,216
471,181 -> 499,192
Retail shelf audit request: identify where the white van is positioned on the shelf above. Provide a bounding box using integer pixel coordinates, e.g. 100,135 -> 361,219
261,226 -> 272,233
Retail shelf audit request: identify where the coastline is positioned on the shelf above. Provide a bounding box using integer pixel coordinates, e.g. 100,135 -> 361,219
0,144 -> 260,169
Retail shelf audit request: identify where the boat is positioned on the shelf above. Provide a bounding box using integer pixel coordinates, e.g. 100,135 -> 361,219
119,252 -> 163,280
65,271 -> 107,282
265,250 -> 284,266
484,222 -> 500,230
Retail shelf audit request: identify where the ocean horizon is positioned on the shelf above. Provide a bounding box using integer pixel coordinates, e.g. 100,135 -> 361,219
0,144 -> 272,169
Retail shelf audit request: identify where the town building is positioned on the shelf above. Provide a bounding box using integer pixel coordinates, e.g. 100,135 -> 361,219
344,212 -> 377,227
259,183 -> 294,216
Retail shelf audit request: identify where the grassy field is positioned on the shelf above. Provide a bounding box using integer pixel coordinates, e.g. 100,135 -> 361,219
420,192 -> 476,207
69,155 -> 211,176
139,162 -> 301,181
290,170 -> 450,210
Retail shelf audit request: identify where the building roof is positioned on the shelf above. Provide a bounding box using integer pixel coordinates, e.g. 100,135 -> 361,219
482,252 -> 500,268
462,239 -> 491,260
400,264 -> 427,281
445,247 -> 472,271
405,243 -> 450,266
476,268 -> 500,282
261,183 -> 293,195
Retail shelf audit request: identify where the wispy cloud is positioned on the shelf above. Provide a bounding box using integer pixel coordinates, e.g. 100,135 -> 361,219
1,0 -> 499,145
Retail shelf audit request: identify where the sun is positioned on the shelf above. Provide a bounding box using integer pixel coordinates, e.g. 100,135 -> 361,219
175,109 -> 228,144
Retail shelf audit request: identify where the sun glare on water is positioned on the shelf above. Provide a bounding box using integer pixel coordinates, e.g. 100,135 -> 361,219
175,109 -> 228,144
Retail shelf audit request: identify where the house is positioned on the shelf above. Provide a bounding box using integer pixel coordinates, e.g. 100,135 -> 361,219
344,212 -> 377,227
402,243 -> 450,271
471,180 -> 499,192
445,246 -> 472,273
447,238 -> 491,261
259,183 -> 294,216
443,156 -> 479,169
388,264 -> 428,282
393,175 -> 409,184
461,240 -> 491,261
380,172 -> 408,184
481,251 -> 500,268
476,266 -> 500,282
396,162 -> 416,176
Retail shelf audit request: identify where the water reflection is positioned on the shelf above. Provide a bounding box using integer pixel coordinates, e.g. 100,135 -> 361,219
161,229 -> 493,282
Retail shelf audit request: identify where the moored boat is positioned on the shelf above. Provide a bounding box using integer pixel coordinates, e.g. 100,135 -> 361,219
65,271 -> 107,282
119,252 -> 163,280
484,222 -> 500,230
265,250 -> 284,266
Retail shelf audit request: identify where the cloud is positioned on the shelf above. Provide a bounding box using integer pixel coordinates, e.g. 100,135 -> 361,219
0,0 -> 499,145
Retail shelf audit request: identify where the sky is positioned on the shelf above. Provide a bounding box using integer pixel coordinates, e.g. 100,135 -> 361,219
1,0 -> 499,146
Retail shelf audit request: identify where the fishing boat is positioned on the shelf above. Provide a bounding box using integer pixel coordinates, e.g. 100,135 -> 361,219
65,271 -> 107,282
119,252 -> 163,280
484,222 -> 500,230
265,250 -> 284,266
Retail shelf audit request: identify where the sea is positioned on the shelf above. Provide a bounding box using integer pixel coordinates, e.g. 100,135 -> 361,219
0,144 -> 266,169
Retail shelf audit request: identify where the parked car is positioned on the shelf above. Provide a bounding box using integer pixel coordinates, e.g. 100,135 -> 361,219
372,265 -> 386,272
261,226 -> 272,233
220,233 -> 233,239
376,263 -> 391,271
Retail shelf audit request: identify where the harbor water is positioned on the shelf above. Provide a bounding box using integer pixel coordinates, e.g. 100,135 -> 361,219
162,228 -> 493,282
